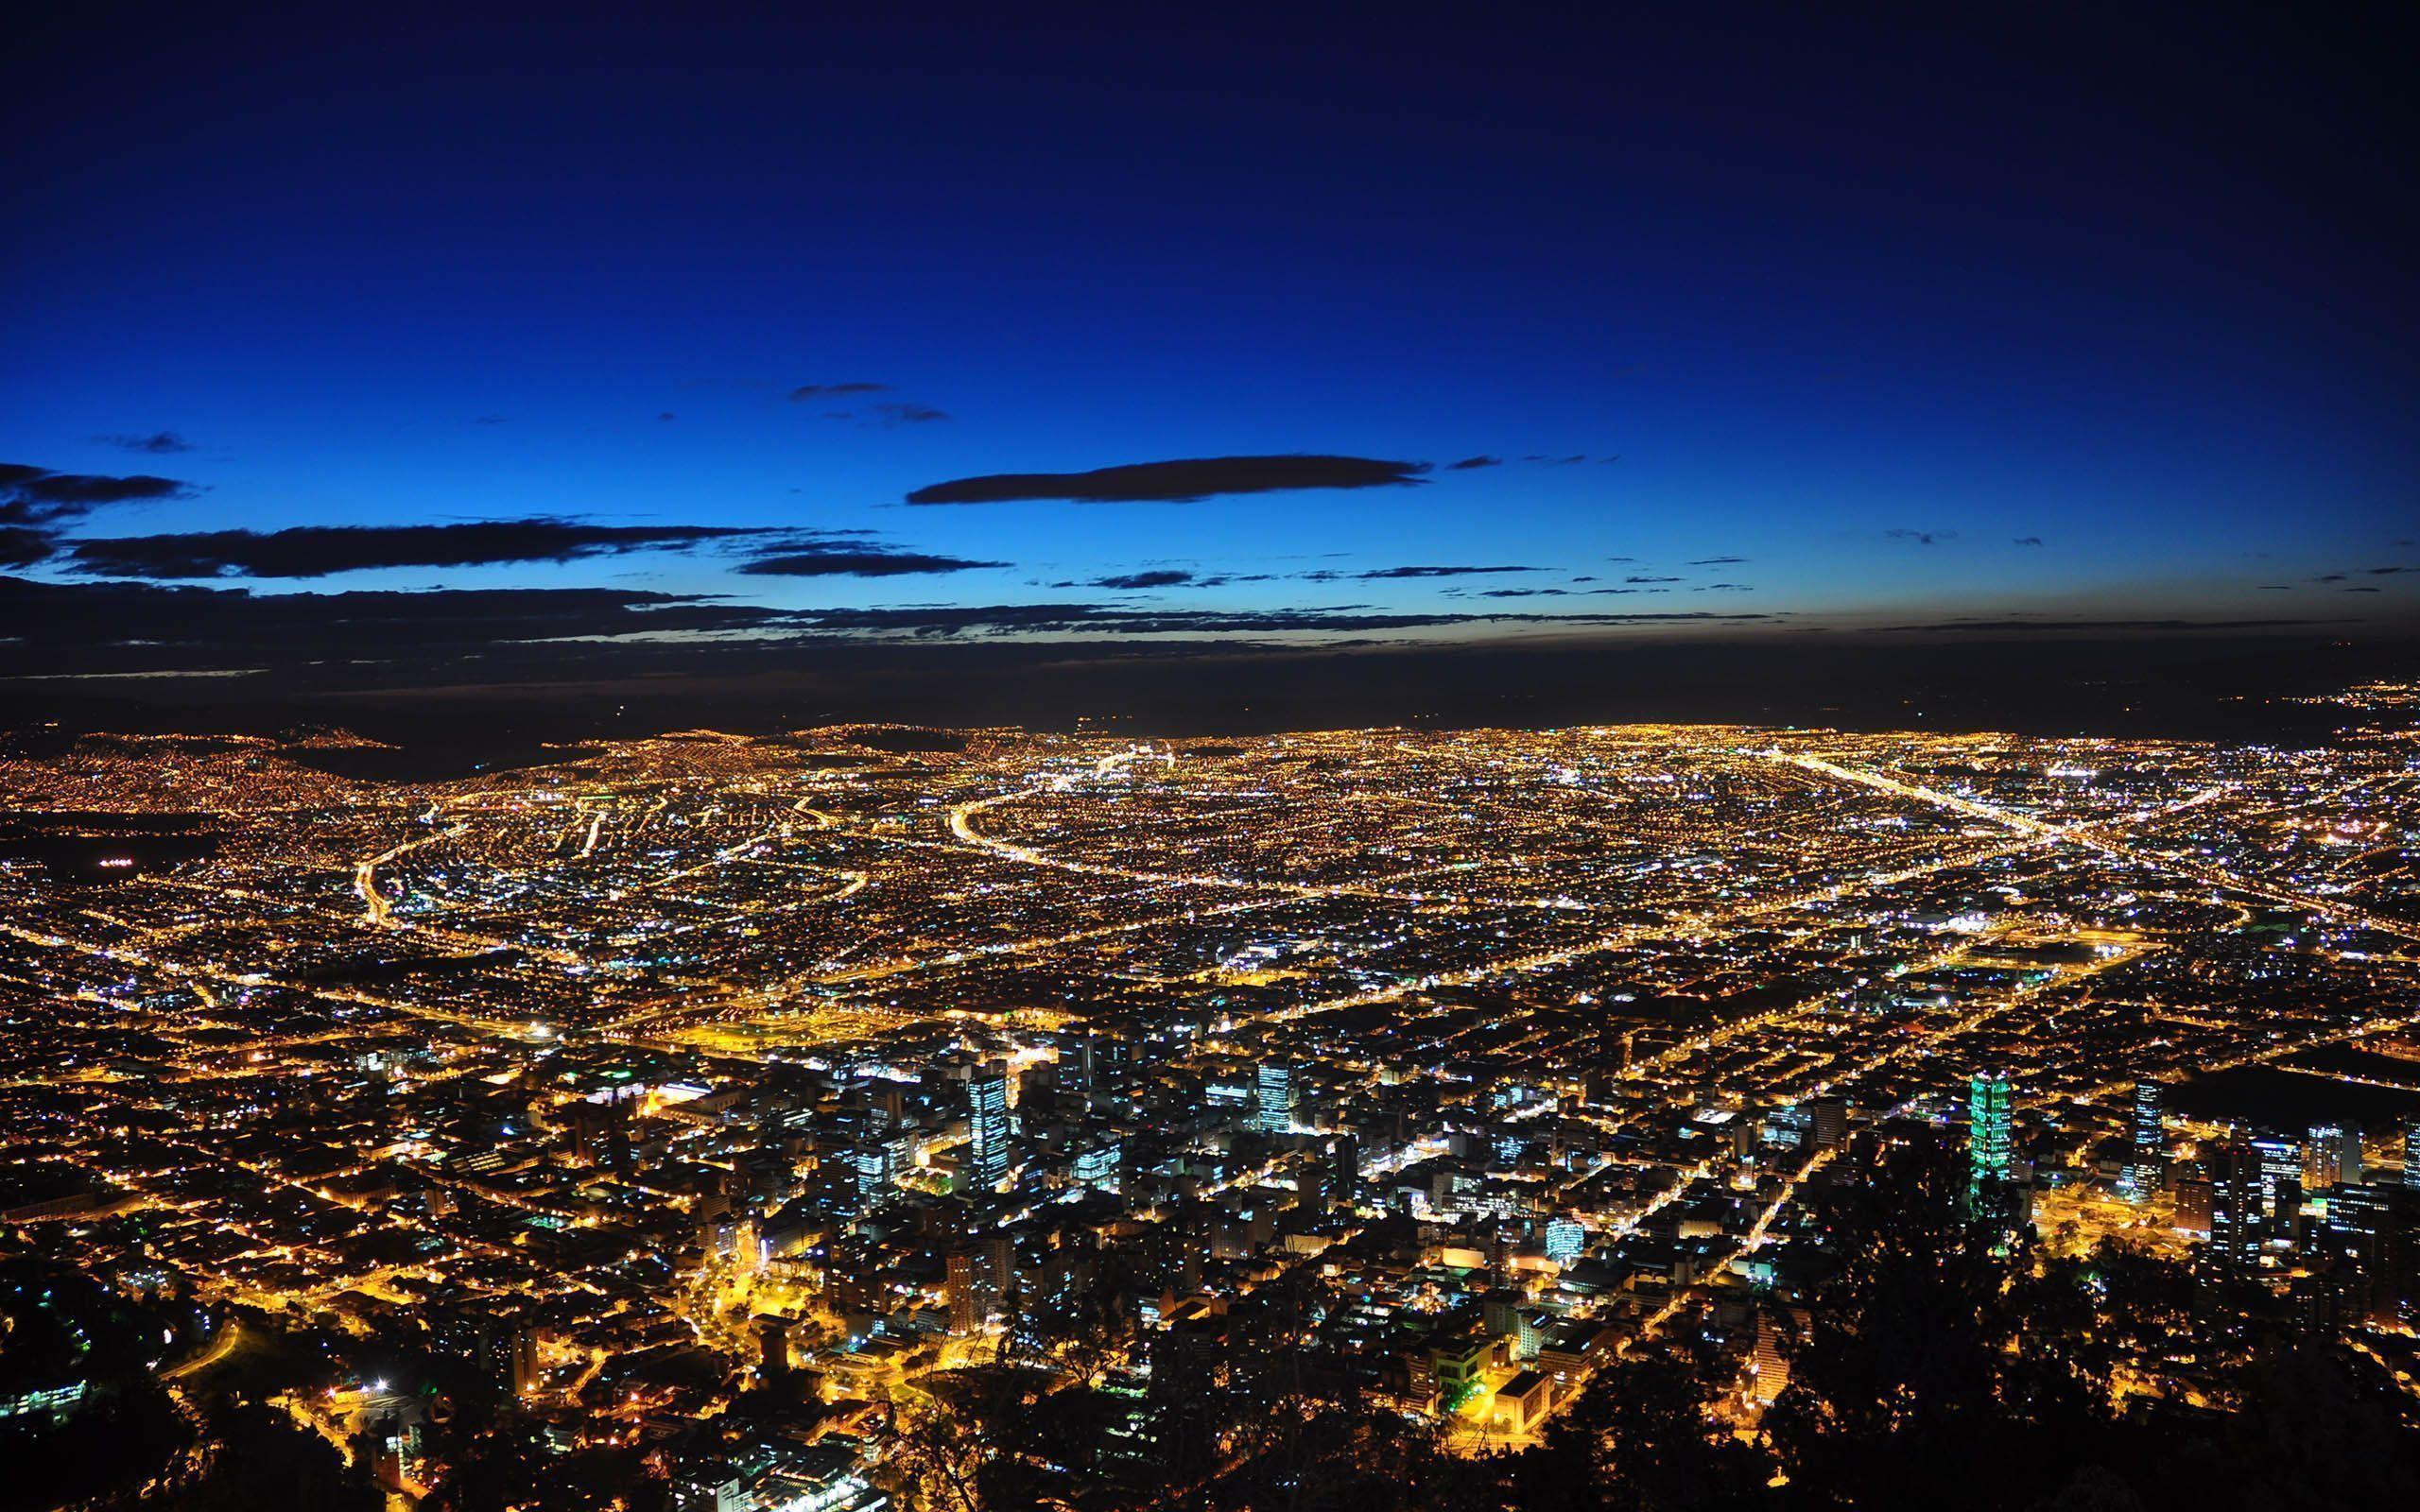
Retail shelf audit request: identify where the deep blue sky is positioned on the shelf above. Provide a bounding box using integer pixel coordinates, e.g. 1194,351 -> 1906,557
4,2 -> 2415,686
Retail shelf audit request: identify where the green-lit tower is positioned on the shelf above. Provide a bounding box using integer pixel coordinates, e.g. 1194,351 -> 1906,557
1968,1070 -> 2014,1192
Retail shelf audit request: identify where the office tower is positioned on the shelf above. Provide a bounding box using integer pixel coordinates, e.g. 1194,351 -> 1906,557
2324,1181 -> 2399,1327
1256,1061 -> 1295,1134
756,1315 -> 791,1379
1073,1136 -> 1121,1194
1807,1097 -> 1849,1153
1751,1316 -> 1791,1404
1764,1106 -> 1809,1152
2171,1176 -> 2214,1234
2252,1132 -> 2304,1218
2307,1123 -> 2360,1192
811,1125 -> 905,1222
2325,1181 -> 2389,1263
2129,1080 -> 2166,1195
945,1250 -> 979,1334
1544,1216 -> 1585,1265
1067,1029 -> 1134,1096
2210,1141 -> 2265,1267
1331,1134 -> 1360,1207
2404,1116 -> 2420,1190
967,1066 -> 1011,1191
471,1322 -> 541,1398
1968,1072 -> 2014,1188
854,1139 -> 899,1209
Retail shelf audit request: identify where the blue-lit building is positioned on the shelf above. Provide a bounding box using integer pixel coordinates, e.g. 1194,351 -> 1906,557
1256,1062 -> 1294,1134
2251,1132 -> 2303,1219
967,1066 -> 1011,1191
1073,1137 -> 1122,1194
2210,1140 -> 2266,1267
2128,1079 -> 2165,1196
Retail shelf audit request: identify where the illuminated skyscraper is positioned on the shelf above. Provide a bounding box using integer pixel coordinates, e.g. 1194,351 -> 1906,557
1256,1061 -> 1295,1134
1968,1071 -> 2014,1188
2210,1140 -> 2266,1267
2252,1132 -> 2303,1219
968,1066 -> 1011,1191
2406,1117 -> 2420,1190
1073,1137 -> 1122,1194
2129,1080 -> 2166,1195
2306,1123 -> 2360,1192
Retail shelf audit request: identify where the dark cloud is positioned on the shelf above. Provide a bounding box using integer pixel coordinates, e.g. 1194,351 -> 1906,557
1089,570 -> 1196,590
1694,582 -> 1753,592
1686,556 -> 1748,565
2013,536 -> 2045,547
1625,575 -> 1682,583
0,576 -> 790,679
0,572 -> 1775,670
788,382 -> 891,401
905,454 -> 1430,506
657,411 -> 677,422
2256,584 -> 2292,590
1444,455 -> 1502,471
775,602 -> 1772,639
63,520 -> 775,579
872,401 -> 950,425
0,527 -> 54,568
1355,564 -> 1538,579
1885,528 -> 1957,545
735,548 -> 1006,578
0,461 -> 198,531
1522,454 -> 1591,465
2314,573 -> 2347,582
474,414 -> 509,425
2363,565 -> 2415,576
2343,585 -> 2382,593
93,431 -> 195,455
1880,617 -> 2339,632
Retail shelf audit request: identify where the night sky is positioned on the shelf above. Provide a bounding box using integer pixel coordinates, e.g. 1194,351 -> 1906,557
4,5 -> 2415,730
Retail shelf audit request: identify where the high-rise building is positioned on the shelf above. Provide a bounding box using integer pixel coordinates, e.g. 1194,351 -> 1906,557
2129,1080 -> 2166,1195
1968,1072 -> 2014,1188
1544,1216 -> 1586,1265
2210,1141 -> 2266,1267
967,1066 -> 1011,1191
2325,1181 -> 2390,1262
1065,1030 -> 1134,1096
944,1250 -> 979,1334
1806,1097 -> 1849,1154
2307,1124 -> 2360,1192
756,1315 -> 791,1379
2252,1132 -> 2304,1219
1073,1137 -> 1121,1194
2403,1116 -> 2420,1190
2171,1175 -> 2214,1234
808,1128 -> 902,1222
1256,1062 -> 1295,1134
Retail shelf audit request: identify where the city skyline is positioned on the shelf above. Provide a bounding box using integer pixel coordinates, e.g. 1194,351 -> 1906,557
8,7 -> 2420,1511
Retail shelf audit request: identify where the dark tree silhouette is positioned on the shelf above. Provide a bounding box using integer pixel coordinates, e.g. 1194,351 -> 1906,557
1762,1136 -> 2099,1511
